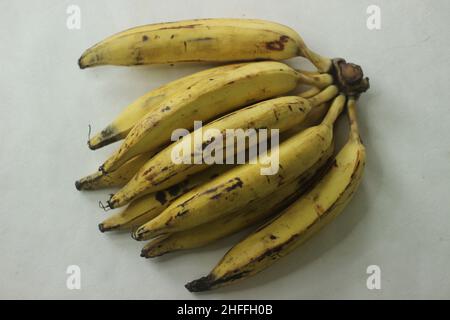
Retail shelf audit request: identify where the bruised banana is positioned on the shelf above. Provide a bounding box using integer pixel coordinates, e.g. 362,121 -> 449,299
185,97 -> 366,292
98,164 -> 234,232
133,95 -> 347,240
88,63 -> 245,150
100,61 -> 333,173
75,151 -> 155,190
140,144 -> 334,255
79,18 -> 332,72
107,85 -> 339,209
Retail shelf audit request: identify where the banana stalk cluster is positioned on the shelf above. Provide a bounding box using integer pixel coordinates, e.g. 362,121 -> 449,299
76,18 -> 370,291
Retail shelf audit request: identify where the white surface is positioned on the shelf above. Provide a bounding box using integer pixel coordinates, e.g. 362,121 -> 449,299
0,0 -> 449,299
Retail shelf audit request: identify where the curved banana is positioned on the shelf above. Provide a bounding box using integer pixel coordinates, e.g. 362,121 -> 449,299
133,95 -> 346,240
88,63 -> 245,150
98,164 -> 234,232
100,61 -> 333,173
79,18 -> 332,72
107,85 -> 338,208
140,144 -> 333,256
185,97 -> 366,292
75,151 -> 154,190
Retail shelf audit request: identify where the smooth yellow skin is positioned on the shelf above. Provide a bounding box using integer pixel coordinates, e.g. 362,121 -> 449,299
88,63 -> 245,150
133,95 -> 346,240
100,61 -> 331,173
108,85 -> 338,208
79,18 -> 331,72
140,145 -> 334,255
99,164 -> 235,232
185,97 -> 366,292
75,151 -> 154,190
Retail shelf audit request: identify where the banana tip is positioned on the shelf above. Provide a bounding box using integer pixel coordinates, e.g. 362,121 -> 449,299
98,223 -> 105,233
132,229 -> 143,241
75,180 -> 82,191
140,249 -> 148,258
78,56 -> 87,69
87,140 -> 96,150
185,275 -> 213,292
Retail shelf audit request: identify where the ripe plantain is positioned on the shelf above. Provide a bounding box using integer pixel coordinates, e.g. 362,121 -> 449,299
100,61 -> 333,173
75,151 -> 155,190
140,144 -> 333,255
107,85 -> 339,208
98,164 -> 234,232
132,95 -> 347,240
185,97 -> 366,292
78,18 -> 332,72
88,63 -> 245,150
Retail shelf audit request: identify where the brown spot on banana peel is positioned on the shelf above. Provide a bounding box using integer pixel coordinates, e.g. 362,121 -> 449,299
187,37 -> 214,42
265,35 -> 291,51
265,40 -> 284,51
208,177 -> 244,200
155,24 -> 202,31
272,110 -> 279,121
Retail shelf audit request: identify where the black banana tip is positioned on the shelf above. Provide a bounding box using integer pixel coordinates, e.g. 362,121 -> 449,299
87,140 -> 95,150
185,275 -> 213,292
75,180 -> 82,191
78,56 -> 86,69
98,223 -> 105,233
140,249 -> 148,258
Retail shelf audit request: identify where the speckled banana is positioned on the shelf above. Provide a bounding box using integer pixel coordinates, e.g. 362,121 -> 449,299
140,144 -> 334,255
75,151 -> 155,190
107,85 -> 338,209
185,97 -> 366,292
78,18 -> 332,72
88,63 -> 245,150
100,61 -> 333,173
98,164 -> 234,232
133,95 -> 346,240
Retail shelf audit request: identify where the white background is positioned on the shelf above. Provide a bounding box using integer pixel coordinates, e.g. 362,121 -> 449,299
0,0 -> 449,299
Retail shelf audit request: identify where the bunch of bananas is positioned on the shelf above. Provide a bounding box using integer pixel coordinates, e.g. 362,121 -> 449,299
76,18 -> 370,291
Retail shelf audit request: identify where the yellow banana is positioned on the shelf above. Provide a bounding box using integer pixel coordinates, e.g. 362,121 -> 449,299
185,97 -> 366,292
79,18 -> 332,72
88,63 -> 245,150
107,85 -> 338,208
100,61 -> 333,173
75,151 -> 154,190
133,95 -> 347,240
98,164 -> 234,232
298,86 -> 321,99
140,144 -> 334,256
